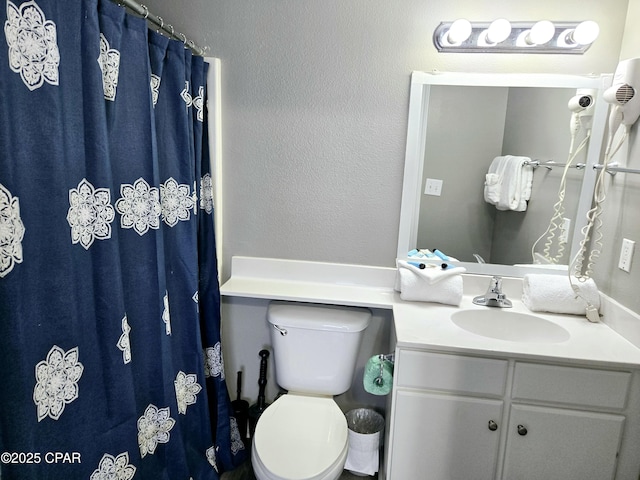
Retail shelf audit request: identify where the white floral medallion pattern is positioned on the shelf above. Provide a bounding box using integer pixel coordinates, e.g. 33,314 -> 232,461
193,86 -> 204,122
137,404 -> 175,458
203,342 -> 224,379
33,345 -> 84,422
90,452 -> 136,480
206,446 -> 218,472
115,178 -> 161,236
229,417 -> 245,455
0,183 -> 25,278
199,173 -> 214,214
181,80 -> 192,107
97,33 -> 120,101
4,0 -> 59,91
67,178 -> 115,250
162,291 -> 171,335
160,177 -> 194,227
150,73 -> 161,107
116,315 -> 132,364
174,371 -> 202,415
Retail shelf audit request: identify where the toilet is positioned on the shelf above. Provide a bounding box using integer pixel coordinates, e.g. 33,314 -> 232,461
251,301 -> 372,480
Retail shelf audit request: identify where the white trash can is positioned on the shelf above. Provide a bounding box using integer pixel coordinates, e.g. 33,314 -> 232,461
344,408 -> 385,477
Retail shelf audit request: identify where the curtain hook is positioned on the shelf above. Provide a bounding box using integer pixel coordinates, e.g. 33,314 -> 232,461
167,24 -> 175,39
179,33 -> 187,45
140,3 -> 149,19
156,16 -> 164,35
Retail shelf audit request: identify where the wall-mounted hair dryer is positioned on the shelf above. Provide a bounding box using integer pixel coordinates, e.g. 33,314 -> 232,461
603,57 -> 640,150
568,88 -> 596,137
571,57 -> 640,301
568,90 -> 595,112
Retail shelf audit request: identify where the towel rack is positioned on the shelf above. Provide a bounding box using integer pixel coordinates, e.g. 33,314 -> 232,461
523,160 -> 586,170
593,162 -> 640,176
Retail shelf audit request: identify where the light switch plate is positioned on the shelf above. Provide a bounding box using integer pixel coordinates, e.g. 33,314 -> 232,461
618,238 -> 635,272
424,178 -> 443,196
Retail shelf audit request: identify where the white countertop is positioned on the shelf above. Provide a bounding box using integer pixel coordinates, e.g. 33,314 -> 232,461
220,256 -> 640,368
393,296 -> 640,369
220,256 -> 399,309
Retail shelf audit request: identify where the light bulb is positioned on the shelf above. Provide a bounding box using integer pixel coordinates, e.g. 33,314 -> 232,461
446,19 -> 472,44
571,21 -> 599,45
486,19 -> 511,44
526,20 -> 555,45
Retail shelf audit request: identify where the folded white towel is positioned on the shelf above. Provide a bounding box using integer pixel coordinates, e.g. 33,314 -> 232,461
522,274 -> 600,315
518,160 -> 534,211
396,260 -> 466,306
484,155 -> 533,212
497,155 -> 534,212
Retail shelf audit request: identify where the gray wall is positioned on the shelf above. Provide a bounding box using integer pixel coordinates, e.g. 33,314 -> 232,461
417,85 -> 507,262
141,0 -> 640,404
143,0 -> 630,275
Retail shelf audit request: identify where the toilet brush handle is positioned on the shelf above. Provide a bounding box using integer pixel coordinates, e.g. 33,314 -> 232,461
257,349 -> 270,412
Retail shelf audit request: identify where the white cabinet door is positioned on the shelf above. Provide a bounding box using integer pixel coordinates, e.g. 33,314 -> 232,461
388,390 -> 503,480
502,404 -> 625,480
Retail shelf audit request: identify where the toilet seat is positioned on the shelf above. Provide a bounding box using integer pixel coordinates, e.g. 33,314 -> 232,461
252,394 -> 348,480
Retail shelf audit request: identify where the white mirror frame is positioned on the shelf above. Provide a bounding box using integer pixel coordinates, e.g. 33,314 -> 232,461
397,71 -> 613,277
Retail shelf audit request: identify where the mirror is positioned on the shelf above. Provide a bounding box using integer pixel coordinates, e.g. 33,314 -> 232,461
398,72 -> 611,276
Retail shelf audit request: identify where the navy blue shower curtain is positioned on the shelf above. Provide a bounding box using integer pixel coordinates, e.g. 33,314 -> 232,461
0,1 -> 245,478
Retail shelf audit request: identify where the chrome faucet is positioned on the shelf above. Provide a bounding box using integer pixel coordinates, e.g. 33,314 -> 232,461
473,276 -> 512,308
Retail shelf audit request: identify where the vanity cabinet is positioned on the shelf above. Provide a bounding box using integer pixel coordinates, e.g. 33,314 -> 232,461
502,404 -> 623,480
391,391 -> 503,479
386,349 -> 633,480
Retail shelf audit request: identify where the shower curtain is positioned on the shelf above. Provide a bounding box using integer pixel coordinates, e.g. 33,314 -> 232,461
0,0 -> 246,478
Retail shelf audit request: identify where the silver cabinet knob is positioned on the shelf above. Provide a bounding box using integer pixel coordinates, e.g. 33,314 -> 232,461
517,424 -> 528,436
488,420 -> 498,431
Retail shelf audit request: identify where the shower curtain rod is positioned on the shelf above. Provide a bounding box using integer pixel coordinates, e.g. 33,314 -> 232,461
112,0 -> 208,56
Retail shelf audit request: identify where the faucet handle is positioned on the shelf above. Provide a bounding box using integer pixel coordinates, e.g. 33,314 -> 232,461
490,276 -> 502,292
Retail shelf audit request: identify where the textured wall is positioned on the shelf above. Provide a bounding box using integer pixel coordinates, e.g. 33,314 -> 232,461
138,0 -> 640,409
141,0 -> 640,317
143,0 -> 628,275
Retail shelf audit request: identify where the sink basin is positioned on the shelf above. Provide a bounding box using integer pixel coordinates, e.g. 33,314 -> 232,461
451,310 -> 570,343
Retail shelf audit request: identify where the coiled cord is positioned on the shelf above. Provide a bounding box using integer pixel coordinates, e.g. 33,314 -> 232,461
571,127 -> 628,280
531,133 -> 590,264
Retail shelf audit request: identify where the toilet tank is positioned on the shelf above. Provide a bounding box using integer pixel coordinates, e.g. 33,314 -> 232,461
267,301 -> 371,396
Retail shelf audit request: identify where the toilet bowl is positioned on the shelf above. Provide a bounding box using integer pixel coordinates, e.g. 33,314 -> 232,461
252,394 -> 348,480
251,301 -> 371,480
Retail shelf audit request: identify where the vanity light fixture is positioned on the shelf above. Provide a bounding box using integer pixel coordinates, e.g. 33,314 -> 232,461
433,20 -> 599,54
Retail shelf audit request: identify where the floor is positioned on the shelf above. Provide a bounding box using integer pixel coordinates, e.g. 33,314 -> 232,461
220,459 -> 378,480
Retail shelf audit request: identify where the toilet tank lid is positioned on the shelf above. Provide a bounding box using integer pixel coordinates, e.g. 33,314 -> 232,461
267,301 -> 371,332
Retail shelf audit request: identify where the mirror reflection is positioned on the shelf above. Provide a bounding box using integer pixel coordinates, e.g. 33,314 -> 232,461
398,72 -> 608,275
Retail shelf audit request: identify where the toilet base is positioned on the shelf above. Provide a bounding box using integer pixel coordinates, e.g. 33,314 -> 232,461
251,439 -> 348,480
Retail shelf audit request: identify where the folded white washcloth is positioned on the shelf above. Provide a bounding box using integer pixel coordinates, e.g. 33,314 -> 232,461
522,274 -> 600,315
484,156 -> 508,205
396,260 -> 466,306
